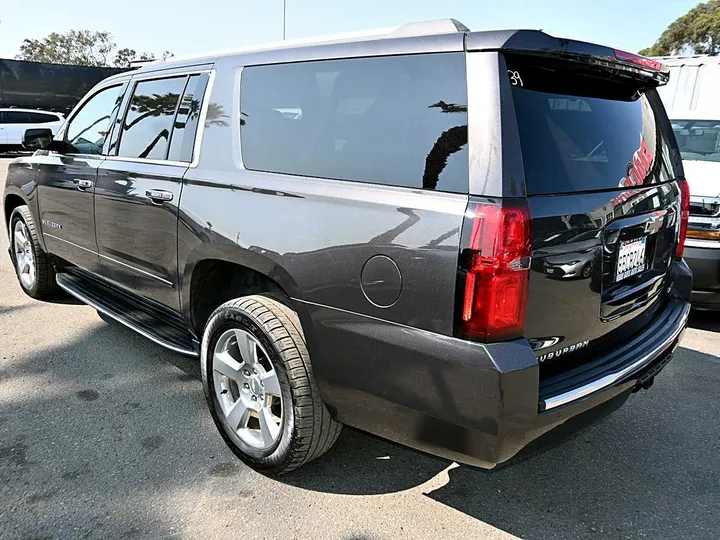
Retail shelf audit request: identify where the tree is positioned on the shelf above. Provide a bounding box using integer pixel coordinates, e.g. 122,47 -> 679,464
113,48 -> 137,68
639,0 -> 720,56
17,30 -> 114,66
112,49 -> 157,68
16,30 -> 173,67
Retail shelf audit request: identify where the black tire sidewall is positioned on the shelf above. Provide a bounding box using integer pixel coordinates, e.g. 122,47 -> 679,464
9,209 -> 40,296
201,304 -> 296,471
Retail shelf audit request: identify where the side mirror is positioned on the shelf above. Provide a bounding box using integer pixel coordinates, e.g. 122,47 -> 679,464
22,128 -> 54,150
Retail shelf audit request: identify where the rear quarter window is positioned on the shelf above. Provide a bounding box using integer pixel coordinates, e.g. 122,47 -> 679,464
29,112 -> 60,123
506,55 -> 677,196
239,53 -> 468,193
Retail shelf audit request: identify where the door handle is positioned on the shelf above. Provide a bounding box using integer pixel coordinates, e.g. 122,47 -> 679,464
146,189 -> 174,203
74,179 -> 94,190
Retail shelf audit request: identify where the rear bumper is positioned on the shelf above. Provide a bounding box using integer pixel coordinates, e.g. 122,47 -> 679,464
304,261 -> 692,469
685,244 -> 720,310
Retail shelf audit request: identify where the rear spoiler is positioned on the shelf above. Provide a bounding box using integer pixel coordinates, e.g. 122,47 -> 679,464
466,29 -> 669,86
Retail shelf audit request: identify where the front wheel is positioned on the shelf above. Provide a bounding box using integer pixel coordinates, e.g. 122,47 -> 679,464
201,295 -> 342,473
9,205 -> 57,298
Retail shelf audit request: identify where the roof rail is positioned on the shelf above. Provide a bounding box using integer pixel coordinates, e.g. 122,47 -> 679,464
392,19 -> 470,37
150,19 -> 470,67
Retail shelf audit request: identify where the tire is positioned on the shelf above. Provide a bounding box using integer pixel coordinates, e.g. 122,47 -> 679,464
9,205 -> 57,298
201,295 -> 342,473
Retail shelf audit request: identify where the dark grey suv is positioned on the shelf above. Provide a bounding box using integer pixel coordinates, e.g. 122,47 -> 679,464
4,20 -> 692,473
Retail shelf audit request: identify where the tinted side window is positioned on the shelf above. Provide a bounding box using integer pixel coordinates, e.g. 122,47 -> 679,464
167,74 -> 209,162
118,76 -> 186,160
29,112 -> 59,123
6,111 -> 32,123
240,53 -> 468,193
66,85 -> 124,155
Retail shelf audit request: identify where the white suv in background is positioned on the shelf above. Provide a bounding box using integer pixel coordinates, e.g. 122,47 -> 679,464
0,108 -> 64,152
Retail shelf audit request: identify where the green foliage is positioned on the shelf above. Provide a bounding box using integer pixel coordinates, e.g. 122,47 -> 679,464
16,30 -> 173,67
17,30 -> 114,66
113,48 -> 138,68
640,0 -> 720,56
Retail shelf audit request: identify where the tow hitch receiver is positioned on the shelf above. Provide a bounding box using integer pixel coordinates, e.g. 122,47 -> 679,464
634,352 -> 674,392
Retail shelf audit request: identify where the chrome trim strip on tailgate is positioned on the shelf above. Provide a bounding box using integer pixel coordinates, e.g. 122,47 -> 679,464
541,302 -> 690,411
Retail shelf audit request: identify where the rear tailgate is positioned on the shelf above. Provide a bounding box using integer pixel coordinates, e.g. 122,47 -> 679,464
501,48 -> 685,380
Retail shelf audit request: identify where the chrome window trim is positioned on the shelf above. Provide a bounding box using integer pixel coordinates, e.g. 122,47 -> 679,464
232,66 -> 245,170
190,69 -> 216,168
541,302 -> 690,411
129,70 -> 211,83
102,155 -> 190,168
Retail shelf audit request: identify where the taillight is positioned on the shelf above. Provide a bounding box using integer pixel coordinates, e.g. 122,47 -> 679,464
676,178 -> 690,259
613,49 -> 664,72
457,199 -> 532,342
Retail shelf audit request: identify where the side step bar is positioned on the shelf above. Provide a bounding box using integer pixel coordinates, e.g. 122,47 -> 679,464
56,271 -> 199,357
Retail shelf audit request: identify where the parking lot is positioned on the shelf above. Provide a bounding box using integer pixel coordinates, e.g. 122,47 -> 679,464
0,155 -> 718,540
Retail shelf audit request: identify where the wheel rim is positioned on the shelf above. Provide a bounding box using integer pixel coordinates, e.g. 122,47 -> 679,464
13,220 -> 36,289
212,328 -> 283,450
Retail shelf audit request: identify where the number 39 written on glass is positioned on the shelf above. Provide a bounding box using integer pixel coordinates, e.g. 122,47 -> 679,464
508,70 -> 524,87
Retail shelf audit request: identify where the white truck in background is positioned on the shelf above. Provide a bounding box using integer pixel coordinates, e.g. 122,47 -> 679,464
655,55 -> 720,310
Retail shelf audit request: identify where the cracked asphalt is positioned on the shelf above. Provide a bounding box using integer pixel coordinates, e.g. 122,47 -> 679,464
1,157 -> 719,539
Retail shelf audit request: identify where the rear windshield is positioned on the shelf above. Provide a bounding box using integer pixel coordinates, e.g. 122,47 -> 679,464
671,119 -> 720,163
506,55 -> 677,196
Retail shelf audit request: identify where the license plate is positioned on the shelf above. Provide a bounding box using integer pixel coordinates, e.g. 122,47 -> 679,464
616,237 -> 647,282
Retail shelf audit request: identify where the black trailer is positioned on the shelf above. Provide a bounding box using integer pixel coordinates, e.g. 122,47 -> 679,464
0,58 -> 129,114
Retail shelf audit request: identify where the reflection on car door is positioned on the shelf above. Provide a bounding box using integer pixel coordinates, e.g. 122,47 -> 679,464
36,84 -> 126,273
95,72 -> 209,312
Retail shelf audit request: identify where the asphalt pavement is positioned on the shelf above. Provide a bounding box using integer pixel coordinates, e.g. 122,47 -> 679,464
0,156 -> 718,539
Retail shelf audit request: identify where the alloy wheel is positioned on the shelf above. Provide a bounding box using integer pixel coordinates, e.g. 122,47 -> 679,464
13,220 -> 36,289
212,328 -> 283,450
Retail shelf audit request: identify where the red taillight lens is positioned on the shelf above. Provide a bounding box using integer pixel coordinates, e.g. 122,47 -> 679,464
458,200 -> 532,342
676,178 -> 690,259
614,49 -> 664,72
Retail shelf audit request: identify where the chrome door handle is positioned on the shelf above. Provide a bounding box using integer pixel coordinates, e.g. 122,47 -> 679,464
146,189 -> 174,203
74,179 -> 94,190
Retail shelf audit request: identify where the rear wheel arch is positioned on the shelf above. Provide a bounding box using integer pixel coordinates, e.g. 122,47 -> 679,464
183,250 -> 306,338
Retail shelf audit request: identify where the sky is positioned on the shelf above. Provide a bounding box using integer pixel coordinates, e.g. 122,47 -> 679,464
0,0 -> 701,61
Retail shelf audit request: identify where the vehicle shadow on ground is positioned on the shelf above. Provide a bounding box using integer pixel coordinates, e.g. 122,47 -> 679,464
3,306 -> 718,539
95,319 -> 720,539
688,310 -> 720,332
0,320 -> 210,539
285,347 -> 720,540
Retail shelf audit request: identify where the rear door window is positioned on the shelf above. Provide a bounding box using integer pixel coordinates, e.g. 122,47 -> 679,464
167,74 -> 209,163
118,76 -> 186,160
506,55 -> 677,195
240,53 -> 468,193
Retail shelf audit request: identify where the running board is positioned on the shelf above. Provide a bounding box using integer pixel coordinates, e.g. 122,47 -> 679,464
56,271 -> 199,357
